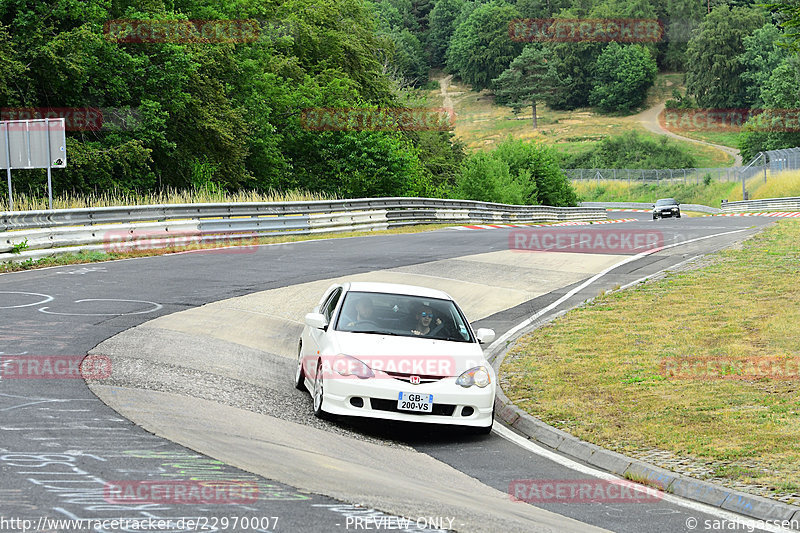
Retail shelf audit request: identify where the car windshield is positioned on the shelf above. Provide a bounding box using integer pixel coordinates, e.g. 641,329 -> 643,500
656,199 -> 677,206
335,291 -> 473,342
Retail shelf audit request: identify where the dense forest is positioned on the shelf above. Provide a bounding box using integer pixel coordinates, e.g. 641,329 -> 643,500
1,0 -> 799,206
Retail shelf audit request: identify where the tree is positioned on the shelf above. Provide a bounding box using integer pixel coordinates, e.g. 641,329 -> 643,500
493,45 -> 560,128
684,5 -> 765,108
446,1 -> 523,91
766,1 -> 800,51
411,0 -> 434,31
0,24 -> 25,104
739,56 -> 800,161
661,0 -> 706,71
426,0 -> 466,66
515,0 -> 572,18
454,152 -> 528,205
737,23 -> 789,108
494,138 -> 576,206
453,138 -> 576,206
589,42 -> 657,113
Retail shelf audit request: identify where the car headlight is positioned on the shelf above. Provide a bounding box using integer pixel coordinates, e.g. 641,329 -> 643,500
456,366 -> 491,388
333,355 -> 374,379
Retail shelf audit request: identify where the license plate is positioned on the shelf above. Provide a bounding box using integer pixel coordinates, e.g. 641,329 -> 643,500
397,392 -> 433,412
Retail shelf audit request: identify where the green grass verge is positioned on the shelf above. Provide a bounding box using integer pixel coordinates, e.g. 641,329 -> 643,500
669,130 -> 741,150
500,220 -> 800,499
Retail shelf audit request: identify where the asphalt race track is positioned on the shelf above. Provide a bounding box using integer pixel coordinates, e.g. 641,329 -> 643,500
0,212 -> 786,533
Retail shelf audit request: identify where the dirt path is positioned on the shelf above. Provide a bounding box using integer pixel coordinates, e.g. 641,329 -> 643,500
439,74 -> 454,110
635,102 -> 743,166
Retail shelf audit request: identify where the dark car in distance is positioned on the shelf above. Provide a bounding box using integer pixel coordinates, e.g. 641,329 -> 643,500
652,198 -> 681,220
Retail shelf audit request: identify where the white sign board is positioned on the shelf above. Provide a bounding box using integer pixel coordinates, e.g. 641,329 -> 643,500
1,118 -> 67,170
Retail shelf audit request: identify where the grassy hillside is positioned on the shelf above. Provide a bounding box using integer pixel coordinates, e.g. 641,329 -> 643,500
429,73 -> 735,168
574,180 -> 740,206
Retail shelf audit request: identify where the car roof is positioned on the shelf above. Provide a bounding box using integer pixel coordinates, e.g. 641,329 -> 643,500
344,281 -> 453,301
656,198 -> 677,202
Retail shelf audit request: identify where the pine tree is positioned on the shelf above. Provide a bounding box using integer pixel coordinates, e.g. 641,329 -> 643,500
492,45 -> 560,129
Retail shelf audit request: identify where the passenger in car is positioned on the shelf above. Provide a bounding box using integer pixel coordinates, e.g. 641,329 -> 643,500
411,305 -> 442,336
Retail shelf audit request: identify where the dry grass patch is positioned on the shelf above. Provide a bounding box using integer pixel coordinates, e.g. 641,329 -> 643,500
501,220 -> 800,499
746,170 -> 800,201
0,188 -> 333,212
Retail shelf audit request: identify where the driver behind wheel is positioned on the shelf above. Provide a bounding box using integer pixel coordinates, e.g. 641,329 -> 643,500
411,304 -> 442,336
345,296 -> 374,326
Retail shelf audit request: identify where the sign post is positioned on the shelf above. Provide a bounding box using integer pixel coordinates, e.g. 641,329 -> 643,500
0,118 -> 66,211
4,121 -> 11,210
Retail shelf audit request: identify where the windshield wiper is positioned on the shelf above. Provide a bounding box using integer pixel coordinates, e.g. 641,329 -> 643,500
439,336 -> 468,342
353,329 -> 402,336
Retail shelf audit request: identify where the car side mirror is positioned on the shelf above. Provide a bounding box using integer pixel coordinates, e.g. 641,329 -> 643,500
305,312 -> 328,330
476,328 -> 495,344
652,204 -> 655,208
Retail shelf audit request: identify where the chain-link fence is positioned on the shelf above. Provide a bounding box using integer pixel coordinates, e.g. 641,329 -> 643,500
564,167 -> 741,184
565,147 -> 800,187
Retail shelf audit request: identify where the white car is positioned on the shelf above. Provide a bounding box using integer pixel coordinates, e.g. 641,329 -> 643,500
294,282 -> 497,434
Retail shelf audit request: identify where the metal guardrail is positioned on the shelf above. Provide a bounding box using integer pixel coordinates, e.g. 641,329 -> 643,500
720,196 -> 800,213
0,198 -> 607,262
580,202 -> 720,214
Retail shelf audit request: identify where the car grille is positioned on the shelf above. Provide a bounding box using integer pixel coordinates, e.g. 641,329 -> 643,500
370,398 -> 456,416
383,371 -> 445,384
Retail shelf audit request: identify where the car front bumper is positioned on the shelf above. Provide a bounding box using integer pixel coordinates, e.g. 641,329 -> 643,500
655,209 -> 680,217
320,374 -> 495,427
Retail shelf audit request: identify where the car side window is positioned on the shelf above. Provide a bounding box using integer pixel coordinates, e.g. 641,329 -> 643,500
322,288 -> 343,322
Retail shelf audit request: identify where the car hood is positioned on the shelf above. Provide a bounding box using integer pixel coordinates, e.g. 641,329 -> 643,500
328,331 -> 489,376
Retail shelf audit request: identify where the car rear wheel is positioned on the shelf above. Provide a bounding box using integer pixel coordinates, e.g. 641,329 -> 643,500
313,360 -> 329,419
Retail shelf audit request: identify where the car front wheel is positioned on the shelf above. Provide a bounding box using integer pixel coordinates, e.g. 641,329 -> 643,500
294,343 -> 306,391
313,360 -> 329,419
